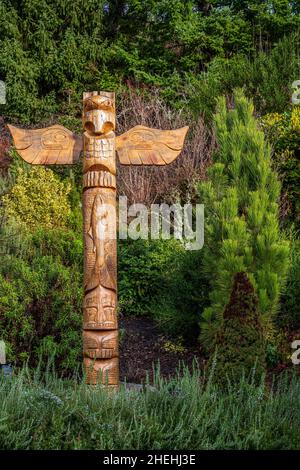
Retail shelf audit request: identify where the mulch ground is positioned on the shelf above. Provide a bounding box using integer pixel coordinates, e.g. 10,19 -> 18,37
119,316 -> 206,384
119,316 -> 300,385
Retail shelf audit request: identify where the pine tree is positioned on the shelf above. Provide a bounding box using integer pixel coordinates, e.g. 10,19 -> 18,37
209,272 -> 266,386
199,89 -> 289,350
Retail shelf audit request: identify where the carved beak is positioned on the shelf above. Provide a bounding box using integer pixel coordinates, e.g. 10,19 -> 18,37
84,109 -> 115,135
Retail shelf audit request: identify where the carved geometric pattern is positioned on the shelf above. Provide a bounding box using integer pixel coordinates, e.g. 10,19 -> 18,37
83,170 -> 116,189
84,357 -> 119,386
8,124 -> 82,165
83,330 -> 119,359
82,91 -> 119,387
116,125 -> 189,165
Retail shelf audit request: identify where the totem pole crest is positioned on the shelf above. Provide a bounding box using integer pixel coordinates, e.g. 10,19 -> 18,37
8,91 -> 188,388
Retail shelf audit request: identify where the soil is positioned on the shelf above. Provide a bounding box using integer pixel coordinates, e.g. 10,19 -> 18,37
119,316 -> 300,385
119,316 -> 206,384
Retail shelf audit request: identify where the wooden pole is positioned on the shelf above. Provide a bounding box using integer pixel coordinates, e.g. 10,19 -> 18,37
82,91 -> 119,387
8,92 -> 189,389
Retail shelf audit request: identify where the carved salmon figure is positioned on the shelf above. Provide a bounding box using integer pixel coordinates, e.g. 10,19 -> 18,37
86,193 -> 115,292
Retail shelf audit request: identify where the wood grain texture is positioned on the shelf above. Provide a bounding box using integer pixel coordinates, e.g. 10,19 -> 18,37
116,125 -> 189,165
83,285 -> 117,331
8,124 -> 82,165
84,357 -> 119,386
82,91 -> 119,387
83,330 -> 119,359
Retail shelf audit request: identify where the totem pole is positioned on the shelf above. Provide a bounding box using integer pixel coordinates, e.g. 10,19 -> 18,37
8,91 -> 188,388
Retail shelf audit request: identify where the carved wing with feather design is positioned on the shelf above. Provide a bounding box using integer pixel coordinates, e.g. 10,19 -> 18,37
8,124 -> 188,167
116,125 -> 189,165
8,124 -> 83,165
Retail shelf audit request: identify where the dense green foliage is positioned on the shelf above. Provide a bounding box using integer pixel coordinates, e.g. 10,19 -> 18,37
1,1 -> 300,122
3,167 -> 72,229
199,90 -> 289,349
278,241 -> 300,329
0,227 -> 83,371
210,272 -> 266,385
260,108 -> 300,230
1,366 -> 300,450
119,238 -> 208,339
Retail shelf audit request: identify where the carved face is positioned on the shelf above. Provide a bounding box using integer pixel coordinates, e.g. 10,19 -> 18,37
83,330 -> 118,359
83,286 -> 117,330
83,92 -> 116,174
83,94 -> 115,135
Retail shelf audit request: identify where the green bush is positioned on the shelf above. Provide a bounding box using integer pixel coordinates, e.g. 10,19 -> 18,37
1,366 -> 300,449
0,228 -> 83,372
209,272 -> 266,386
2,167 -> 72,230
151,247 -> 209,341
1,2 -> 300,123
198,90 -> 289,350
278,241 -> 300,329
118,238 -> 208,340
117,238 -> 178,317
260,108 -> 300,230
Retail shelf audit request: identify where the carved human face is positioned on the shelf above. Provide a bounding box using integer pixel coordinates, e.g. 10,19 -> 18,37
83,94 -> 115,135
83,286 -> 117,330
83,330 -> 118,359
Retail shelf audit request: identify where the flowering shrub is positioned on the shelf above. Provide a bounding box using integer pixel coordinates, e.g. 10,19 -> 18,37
260,109 -> 300,152
260,108 -> 300,229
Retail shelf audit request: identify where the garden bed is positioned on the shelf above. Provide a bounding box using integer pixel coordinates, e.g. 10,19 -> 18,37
120,316 -> 206,384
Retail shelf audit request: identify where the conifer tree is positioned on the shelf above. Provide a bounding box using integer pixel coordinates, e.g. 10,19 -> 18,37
209,272 -> 266,386
199,89 -> 289,350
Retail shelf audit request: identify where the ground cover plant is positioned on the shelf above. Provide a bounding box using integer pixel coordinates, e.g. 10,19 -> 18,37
1,365 -> 300,450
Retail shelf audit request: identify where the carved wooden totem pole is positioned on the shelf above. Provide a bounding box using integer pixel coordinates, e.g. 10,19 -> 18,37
8,91 -> 188,388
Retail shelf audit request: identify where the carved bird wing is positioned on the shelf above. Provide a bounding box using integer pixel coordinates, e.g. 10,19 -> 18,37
116,125 -> 189,165
7,124 -> 83,165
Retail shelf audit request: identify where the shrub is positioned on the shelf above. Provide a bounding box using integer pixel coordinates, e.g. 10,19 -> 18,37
117,238 -> 175,317
0,228 -> 83,373
198,90 -> 289,350
2,166 -> 71,230
260,109 -> 300,230
118,238 -> 208,341
209,272 -> 266,386
151,247 -> 209,341
278,241 -> 300,329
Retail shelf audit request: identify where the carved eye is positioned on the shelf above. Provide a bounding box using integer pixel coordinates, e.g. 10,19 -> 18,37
131,131 -> 154,142
84,99 -> 94,111
101,99 -> 114,110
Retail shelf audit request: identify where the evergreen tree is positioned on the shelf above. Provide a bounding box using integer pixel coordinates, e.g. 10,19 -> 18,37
209,271 -> 266,386
1,1 -> 299,122
199,89 -> 289,350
